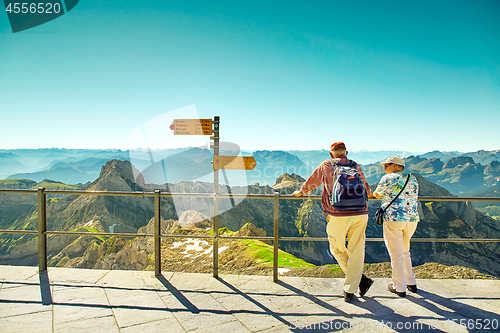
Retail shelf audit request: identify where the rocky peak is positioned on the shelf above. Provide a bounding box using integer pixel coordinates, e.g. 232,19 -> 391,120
485,161 -> 500,175
405,155 -> 426,164
273,173 -> 305,190
274,173 -> 305,185
178,210 -> 210,227
234,223 -> 266,238
443,156 -> 476,169
87,160 -> 145,192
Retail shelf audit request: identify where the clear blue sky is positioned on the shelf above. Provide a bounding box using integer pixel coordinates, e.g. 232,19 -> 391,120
1,0 -> 499,152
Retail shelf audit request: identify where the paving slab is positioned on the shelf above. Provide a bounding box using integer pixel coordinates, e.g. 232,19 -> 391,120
304,276 -> 344,296
166,271 -> 213,293
237,275 -> 298,295
119,317 -> 186,333
0,265 -> 38,282
0,283 -> 50,318
232,312 -> 285,332
188,319 -> 252,332
0,310 -> 52,333
257,323 -> 295,332
0,265 -> 499,333
105,288 -> 172,328
100,269 -> 171,290
53,314 -> 120,333
202,274 -> 240,294
52,283 -> 113,324
159,290 -> 236,331
46,266 -> 110,284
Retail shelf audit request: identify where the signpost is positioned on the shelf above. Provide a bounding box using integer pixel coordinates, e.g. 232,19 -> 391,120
170,115 -> 256,278
169,119 -> 212,135
213,155 -> 257,170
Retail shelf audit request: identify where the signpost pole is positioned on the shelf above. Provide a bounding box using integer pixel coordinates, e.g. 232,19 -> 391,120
213,116 -> 220,278
170,115 -> 255,278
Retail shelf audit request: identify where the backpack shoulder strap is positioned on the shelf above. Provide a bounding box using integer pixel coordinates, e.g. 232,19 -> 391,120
329,159 -> 338,169
329,159 -> 341,181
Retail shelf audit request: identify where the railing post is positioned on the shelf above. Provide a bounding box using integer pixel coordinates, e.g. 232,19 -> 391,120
37,187 -> 47,272
273,191 -> 279,282
154,190 -> 161,277
213,116 -> 220,278
213,193 -> 219,278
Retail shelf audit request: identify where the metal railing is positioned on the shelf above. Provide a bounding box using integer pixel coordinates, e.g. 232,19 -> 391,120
1,187 -> 500,282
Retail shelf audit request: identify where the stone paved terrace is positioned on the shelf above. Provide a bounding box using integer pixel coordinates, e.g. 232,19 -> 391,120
0,265 -> 499,332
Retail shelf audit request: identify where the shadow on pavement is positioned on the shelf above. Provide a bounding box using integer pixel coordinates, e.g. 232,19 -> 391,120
156,274 -> 200,313
39,270 -> 52,306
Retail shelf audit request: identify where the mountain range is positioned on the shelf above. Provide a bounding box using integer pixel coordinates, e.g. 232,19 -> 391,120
1,159 -> 499,277
3,148 -> 500,217
3,148 -> 500,186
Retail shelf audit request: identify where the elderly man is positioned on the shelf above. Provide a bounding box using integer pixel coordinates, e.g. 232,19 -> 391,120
373,156 -> 419,297
293,142 -> 373,302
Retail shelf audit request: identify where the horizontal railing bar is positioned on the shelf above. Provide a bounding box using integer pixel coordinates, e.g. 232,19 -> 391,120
411,238 -> 500,242
277,237 -> 500,242
2,188 -> 500,202
278,237 -> 385,242
160,235 -> 272,240
45,231 -> 152,237
279,237 -> 329,241
2,229 -> 497,243
219,235 -> 274,240
0,230 -> 38,234
161,234 -> 213,239
0,189 -> 37,194
417,196 -> 500,202
45,190 -> 156,197
278,195 -> 500,202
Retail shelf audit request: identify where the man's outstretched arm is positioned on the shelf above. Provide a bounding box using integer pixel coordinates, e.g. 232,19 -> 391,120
292,162 -> 324,197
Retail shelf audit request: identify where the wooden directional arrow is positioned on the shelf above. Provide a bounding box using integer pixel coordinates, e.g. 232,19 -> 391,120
213,155 -> 257,170
169,119 -> 212,135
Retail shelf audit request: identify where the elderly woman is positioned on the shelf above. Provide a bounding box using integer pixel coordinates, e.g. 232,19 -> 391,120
373,156 -> 419,297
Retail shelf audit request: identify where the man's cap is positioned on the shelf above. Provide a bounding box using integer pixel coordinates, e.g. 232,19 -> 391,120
330,142 -> 346,151
380,156 -> 405,167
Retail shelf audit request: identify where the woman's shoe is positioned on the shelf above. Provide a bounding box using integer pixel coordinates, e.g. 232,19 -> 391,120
388,284 -> 406,297
407,285 -> 417,293
344,291 -> 354,303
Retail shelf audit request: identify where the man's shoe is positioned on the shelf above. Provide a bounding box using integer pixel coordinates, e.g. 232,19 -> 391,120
407,285 -> 417,293
359,274 -> 374,297
388,284 -> 406,297
344,291 -> 354,303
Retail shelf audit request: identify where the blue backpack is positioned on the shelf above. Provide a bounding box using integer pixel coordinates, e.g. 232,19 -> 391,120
329,160 -> 367,210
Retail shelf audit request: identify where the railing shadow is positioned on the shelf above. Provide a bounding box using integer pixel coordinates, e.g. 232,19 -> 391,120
277,281 -> 449,333
215,277 -> 298,328
407,289 -> 500,332
156,274 -> 200,314
39,270 -> 52,305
